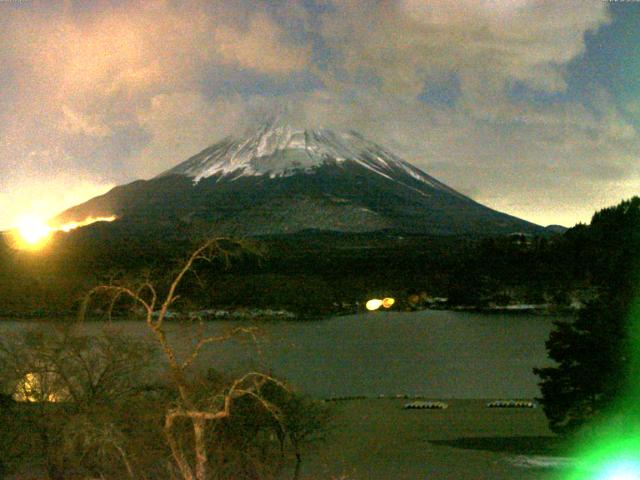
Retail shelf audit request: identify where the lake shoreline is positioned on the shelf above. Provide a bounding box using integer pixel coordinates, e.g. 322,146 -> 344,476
0,303 -> 577,323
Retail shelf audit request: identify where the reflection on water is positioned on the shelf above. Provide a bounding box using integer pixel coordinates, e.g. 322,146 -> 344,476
0,310 -> 560,398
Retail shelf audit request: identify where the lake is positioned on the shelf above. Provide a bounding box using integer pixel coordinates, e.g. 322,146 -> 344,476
0,309 -> 561,399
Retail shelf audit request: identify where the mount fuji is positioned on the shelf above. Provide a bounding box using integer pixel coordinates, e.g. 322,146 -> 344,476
55,120 -> 543,237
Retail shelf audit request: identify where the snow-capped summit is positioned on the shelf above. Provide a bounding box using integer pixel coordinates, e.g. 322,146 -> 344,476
157,120 -> 463,199
57,119 -> 544,237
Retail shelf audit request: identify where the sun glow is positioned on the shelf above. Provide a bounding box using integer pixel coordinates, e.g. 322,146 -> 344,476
7,214 -> 117,250
13,372 -> 69,403
14,217 -> 52,247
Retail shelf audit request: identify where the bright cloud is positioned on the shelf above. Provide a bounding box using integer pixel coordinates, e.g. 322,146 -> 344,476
319,0 -> 608,98
0,0 -> 637,229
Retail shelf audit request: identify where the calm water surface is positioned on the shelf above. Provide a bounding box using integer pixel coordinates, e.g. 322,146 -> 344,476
0,310 -> 561,399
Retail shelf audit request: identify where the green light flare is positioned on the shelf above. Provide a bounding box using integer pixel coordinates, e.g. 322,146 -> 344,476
562,296 -> 640,480
564,436 -> 640,479
594,459 -> 640,480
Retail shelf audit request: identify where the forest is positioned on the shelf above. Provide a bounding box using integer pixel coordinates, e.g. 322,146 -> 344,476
1,197 -> 638,318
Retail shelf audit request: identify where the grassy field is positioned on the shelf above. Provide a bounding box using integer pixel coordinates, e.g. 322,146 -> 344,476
291,399 -> 571,480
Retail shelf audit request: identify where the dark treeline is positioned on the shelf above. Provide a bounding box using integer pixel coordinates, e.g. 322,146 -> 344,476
1,197 -> 638,317
533,197 -> 640,435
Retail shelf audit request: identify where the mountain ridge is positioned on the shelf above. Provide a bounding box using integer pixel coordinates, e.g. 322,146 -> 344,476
55,122 -> 544,237
156,121 -> 466,200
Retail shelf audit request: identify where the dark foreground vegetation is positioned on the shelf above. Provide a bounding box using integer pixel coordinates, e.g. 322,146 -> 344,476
535,197 -> 640,435
0,239 -> 331,480
0,326 -> 330,479
1,197 -> 639,317
0,196 -> 638,478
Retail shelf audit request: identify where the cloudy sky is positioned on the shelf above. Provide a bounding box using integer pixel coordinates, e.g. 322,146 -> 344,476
0,0 -> 638,230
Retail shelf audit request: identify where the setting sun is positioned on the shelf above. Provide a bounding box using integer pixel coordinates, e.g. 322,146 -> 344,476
6,214 -> 117,251
14,216 -> 52,249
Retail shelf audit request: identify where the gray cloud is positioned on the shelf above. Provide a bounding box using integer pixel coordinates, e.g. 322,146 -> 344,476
0,0 -> 636,229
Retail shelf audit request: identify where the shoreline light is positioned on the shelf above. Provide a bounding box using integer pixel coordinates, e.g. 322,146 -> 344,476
366,297 -> 396,311
366,299 -> 383,311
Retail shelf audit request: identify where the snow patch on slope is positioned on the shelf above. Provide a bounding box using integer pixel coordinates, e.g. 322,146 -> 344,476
158,121 -> 463,198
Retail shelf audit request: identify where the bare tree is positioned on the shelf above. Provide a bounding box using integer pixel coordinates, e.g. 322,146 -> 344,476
64,417 -> 136,479
0,325 -> 157,480
81,238 -> 286,480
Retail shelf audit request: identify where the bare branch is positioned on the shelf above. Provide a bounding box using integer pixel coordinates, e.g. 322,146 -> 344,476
165,411 -> 195,480
79,285 -> 152,322
136,281 -> 158,312
156,238 -> 223,329
233,389 -> 284,427
181,326 -> 259,370
76,236 -> 272,480
227,372 -> 290,399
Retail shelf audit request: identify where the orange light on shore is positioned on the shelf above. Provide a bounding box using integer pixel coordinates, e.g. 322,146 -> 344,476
382,297 -> 395,308
7,214 -> 117,251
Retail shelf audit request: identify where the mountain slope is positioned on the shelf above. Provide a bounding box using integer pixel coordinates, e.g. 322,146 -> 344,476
55,122 -> 544,236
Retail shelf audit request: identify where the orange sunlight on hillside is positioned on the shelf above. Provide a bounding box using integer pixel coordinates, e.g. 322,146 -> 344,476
57,215 -> 118,232
7,215 -> 117,251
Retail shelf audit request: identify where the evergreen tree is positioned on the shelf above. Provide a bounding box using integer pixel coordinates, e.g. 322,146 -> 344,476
535,197 -> 640,434
534,296 -> 629,434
